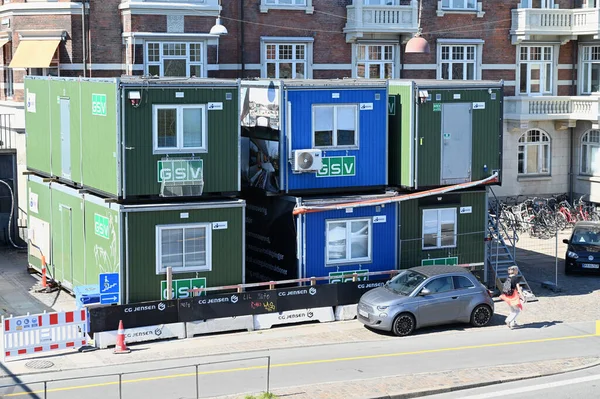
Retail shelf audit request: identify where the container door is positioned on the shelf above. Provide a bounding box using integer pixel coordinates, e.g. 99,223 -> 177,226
60,205 -> 73,287
60,98 -> 71,179
441,103 -> 471,185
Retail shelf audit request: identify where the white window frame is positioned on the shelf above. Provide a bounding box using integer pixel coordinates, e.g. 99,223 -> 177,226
519,0 -> 555,7
581,130 -> 600,176
437,0 -> 484,17
145,41 -> 205,78
422,208 -> 457,250
260,0 -> 314,14
152,104 -> 207,154
518,129 -> 551,176
353,42 -> 399,79
155,223 -> 212,274
261,38 -> 312,79
325,218 -> 372,266
580,45 -> 600,94
517,45 -> 556,96
312,104 -> 359,150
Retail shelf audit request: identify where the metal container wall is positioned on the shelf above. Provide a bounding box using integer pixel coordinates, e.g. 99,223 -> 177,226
24,78 -> 53,176
122,85 -> 240,198
26,175 -> 52,272
49,183 -> 85,290
388,81 -> 414,188
286,86 -> 388,192
302,203 -> 397,280
398,190 -> 487,269
124,201 -> 245,303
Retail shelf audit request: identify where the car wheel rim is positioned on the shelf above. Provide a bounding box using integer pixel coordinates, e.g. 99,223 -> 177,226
474,307 -> 490,326
396,316 -> 413,335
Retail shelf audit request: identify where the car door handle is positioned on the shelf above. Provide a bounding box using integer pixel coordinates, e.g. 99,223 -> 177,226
452,296 -> 458,299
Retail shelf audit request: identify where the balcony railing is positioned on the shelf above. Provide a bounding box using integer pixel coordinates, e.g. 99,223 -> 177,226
504,96 -> 600,123
344,0 -> 418,42
511,8 -> 600,43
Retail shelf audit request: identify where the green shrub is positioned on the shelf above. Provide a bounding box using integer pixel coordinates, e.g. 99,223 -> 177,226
244,392 -> 278,399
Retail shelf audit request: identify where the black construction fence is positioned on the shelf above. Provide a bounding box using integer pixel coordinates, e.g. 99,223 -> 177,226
88,280 -> 388,334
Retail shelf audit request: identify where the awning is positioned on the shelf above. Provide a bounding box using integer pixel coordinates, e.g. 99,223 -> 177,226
9,40 -> 60,68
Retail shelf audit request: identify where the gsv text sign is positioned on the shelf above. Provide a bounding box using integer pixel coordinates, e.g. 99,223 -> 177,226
157,159 -> 203,183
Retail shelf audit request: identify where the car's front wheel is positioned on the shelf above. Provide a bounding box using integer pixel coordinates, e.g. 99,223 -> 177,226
470,304 -> 492,327
392,313 -> 415,337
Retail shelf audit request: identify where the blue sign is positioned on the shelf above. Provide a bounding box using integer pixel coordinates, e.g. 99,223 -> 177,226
99,273 -> 120,305
100,294 -> 120,305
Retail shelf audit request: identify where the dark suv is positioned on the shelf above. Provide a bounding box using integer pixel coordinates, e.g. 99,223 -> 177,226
563,221 -> 600,275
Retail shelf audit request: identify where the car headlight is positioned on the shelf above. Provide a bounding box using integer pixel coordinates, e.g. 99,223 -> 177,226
376,305 -> 389,311
567,251 -> 579,259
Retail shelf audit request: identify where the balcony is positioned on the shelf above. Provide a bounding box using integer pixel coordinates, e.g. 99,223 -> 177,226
510,7 -> 600,44
504,96 -> 600,129
343,0 -> 418,43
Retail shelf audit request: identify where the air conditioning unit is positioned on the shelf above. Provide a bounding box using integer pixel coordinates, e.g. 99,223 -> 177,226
292,149 -> 323,173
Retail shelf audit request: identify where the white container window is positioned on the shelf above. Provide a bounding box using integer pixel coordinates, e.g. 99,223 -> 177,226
519,46 -> 553,95
265,43 -> 307,79
422,208 -> 457,249
518,129 -> 551,175
146,42 -> 204,78
440,45 -> 476,80
313,105 -> 358,149
356,44 -> 394,79
581,130 -> 600,176
581,46 -> 600,94
156,223 -> 212,274
326,218 -> 372,265
153,105 -> 207,154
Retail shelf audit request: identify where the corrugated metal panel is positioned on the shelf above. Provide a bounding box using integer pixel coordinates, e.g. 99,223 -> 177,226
80,81 -> 119,197
27,176 -> 52,271
123,86 -> 240,198
304,204 -> 396,279
416,88 -> 502,187
125,204 -> 244,303
24,78 -> 52,176
399,191 -> 486,269
388,82 -> 414,187
50,184 -> 85,288
286,87 -> 387,192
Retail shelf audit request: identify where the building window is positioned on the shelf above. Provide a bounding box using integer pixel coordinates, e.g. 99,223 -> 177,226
264,0 -> 306,5
364,0 -> 412,5
153,105 -> 207,154
520,0 -> 555,7
518,129 -> 550,175
146,42 -> 204,78
581,46 -> 600,94
3,45 -> 12,98
326,218 -> 372,265
263,42 -> 307,79
313,104 -> 358,149
441,0 -> 477,10
422,208 -> 457,249
156,223 -> 211,274
260,0 -> 314,13
581,130 -> 600,176
355,44 -> 395,79
439,44 -> 477,80
518,46 -> 553,95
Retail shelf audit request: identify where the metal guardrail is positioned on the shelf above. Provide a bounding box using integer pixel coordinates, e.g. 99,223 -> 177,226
0,114 -> 14,150
0,356 -> 271,399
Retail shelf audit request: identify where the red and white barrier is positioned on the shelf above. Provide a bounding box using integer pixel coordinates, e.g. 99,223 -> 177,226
1,310 -> 88,361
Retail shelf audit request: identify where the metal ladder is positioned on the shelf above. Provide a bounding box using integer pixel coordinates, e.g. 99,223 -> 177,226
487,192 -> 536,302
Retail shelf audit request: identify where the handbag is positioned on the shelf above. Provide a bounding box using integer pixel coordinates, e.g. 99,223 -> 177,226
502,278 -> 513,295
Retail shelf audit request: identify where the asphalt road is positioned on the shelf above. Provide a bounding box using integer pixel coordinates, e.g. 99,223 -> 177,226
0,320 -> 599,399
423,364 -> 600,399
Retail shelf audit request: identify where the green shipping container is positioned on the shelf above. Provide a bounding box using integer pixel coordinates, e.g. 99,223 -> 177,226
388,80 -> 503,189
398,190 -> 487,271
27,175 -> 245,303
25,76 -> 240,200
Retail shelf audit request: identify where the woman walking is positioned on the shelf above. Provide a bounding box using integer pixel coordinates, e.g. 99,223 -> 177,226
500,265 -> 523,329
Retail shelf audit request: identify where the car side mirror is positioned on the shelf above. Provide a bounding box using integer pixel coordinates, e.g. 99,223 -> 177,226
419,288 -> 431,296
562,239 -> 569,244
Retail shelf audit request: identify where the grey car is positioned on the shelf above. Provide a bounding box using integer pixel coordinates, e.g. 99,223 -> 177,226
357,265 -> 494,336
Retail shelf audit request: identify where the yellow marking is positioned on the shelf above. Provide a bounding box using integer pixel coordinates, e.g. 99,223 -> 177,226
3,333 -> 598,397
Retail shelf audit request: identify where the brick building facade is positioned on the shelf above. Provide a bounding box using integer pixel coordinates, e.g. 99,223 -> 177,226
3,0 -> 600,208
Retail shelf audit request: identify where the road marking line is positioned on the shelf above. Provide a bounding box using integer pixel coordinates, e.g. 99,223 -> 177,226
2,332 -> 598,397
457,373 -> 600,398
596,320 -> 600,336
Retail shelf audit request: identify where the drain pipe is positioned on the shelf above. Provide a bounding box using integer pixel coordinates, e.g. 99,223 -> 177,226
569,27 -> 577,203
240,0 -> 245,78
81,1 -> 86,77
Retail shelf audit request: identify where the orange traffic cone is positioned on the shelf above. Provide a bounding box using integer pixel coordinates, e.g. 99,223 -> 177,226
113,320 -> 131,354
41,255 -> 47,288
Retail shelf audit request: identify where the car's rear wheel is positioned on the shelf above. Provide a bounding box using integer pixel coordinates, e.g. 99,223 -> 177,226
392,313 -> 415,337
470,304 -> 492,327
